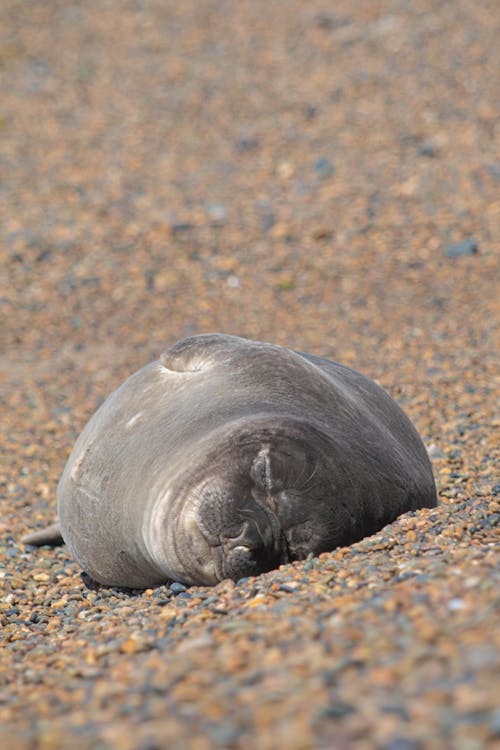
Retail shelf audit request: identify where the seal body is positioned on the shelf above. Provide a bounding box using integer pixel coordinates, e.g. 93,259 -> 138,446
25,334 -> 437,587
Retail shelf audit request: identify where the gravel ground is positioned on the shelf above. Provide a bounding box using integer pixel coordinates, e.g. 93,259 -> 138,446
1,1 -> 499,748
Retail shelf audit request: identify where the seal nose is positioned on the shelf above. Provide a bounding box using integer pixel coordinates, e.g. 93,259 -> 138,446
221,516 -> 284,581
221,521 -> 255,549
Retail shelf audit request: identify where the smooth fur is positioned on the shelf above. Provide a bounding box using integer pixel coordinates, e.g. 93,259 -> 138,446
22,334 -> 437,586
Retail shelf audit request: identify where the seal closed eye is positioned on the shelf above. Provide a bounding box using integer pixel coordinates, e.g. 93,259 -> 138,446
22,333 -> 438,587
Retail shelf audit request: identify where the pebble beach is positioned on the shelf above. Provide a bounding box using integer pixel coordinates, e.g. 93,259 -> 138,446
1,1 -> 499,748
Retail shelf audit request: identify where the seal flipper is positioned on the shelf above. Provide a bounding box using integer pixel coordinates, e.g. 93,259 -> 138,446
21,522 -> 64,547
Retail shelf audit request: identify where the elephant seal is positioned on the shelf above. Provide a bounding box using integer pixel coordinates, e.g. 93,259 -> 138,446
22,333 -> 437,587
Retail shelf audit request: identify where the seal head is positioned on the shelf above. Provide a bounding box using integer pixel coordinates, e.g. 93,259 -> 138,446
148,414 -> 370,586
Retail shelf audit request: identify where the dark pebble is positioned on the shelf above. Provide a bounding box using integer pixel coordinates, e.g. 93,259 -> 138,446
487,163 -> 500,180
383,739 -> 422,750
170,223 -> 194,235
315,15 -> 335,29
313,157 -> 335,179
262,213 -> 276,232
153,586 -> 173,601
235,136 -> 260,152
488,708 -> 500,735
444,238 -> 478,258
207,722 -> 240,745
80,572 -> 102,591
320,702 -> 354,719
321,670 -> 338,687
418,142 -> 438,157
169,582 -> 187,594
381,704 -> 411,721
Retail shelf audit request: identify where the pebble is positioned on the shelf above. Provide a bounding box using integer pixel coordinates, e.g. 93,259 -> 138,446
418,142 -> 439,158
235,136 -> 260,152
313,157 -> 335,179
444,239 -> 479,258
169,582 -> 187,595
205,204 -> 227,223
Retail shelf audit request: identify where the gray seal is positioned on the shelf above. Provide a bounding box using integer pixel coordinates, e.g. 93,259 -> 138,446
22,334 -> 437,587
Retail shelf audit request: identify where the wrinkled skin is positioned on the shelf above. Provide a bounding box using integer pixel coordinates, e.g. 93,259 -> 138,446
22,334 -> 437,587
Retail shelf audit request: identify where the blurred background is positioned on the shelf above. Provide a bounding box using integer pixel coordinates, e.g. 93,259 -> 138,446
2,0 -> 498,506
2,0 -> 497,369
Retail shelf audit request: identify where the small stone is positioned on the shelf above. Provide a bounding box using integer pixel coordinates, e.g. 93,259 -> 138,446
80,572 -> 101,590
320,702 -> 354,718
235,136 -> 260,152
170,223 -> 194,236
227,275 -> 240,288
444,239 -> 478,258
120,638 -> 139,654
262,213 -> 275,232
311,227 -> 333,241
169,582 -> 187,594
427,443 -> 445,459
208,722 -> 240,745
206,204 -> 226,222
488,708 -> 500,736
313,157 -> 334,179
315,15 -> 336,30
246,594 -> 266,608
487,163 -> 500,180
153,587 -> 172,598
448,598 -> 466,611
383,739 -> 422,750
276,161 -> 294,179
276,277 -> 296,291
419,142 -> 438,157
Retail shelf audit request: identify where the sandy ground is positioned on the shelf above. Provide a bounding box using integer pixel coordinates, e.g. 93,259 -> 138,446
1,1 -> 499,748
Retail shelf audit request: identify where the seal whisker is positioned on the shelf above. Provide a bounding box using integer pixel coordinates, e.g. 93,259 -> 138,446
235,508 -> 267,549
296,460 -> 321,492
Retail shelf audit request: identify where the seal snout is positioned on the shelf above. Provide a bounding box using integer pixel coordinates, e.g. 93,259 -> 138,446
220,516 -> 285,581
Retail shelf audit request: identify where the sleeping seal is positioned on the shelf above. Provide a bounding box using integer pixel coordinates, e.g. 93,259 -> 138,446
22,334 -> 437,587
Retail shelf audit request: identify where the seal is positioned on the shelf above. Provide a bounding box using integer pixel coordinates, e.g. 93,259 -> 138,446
22,334 -> 437,587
